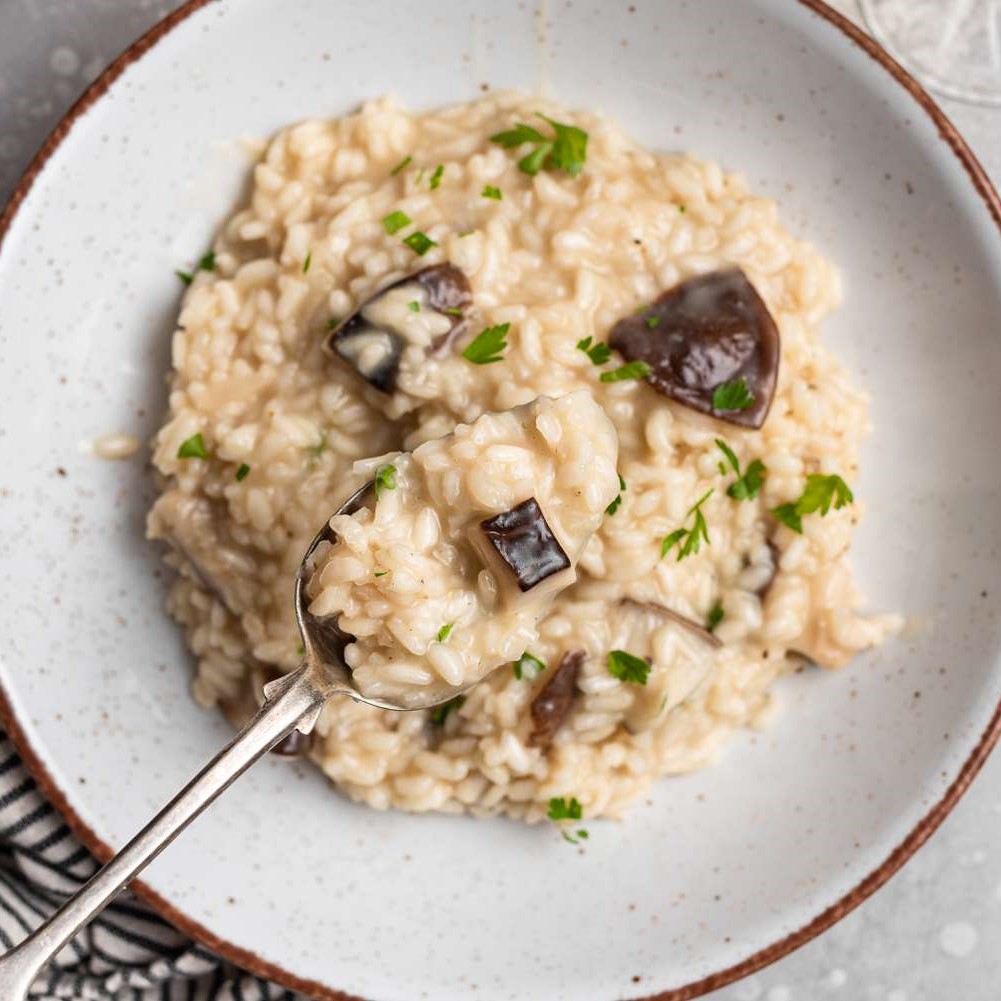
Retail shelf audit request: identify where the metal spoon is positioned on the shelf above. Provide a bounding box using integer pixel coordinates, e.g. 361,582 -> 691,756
0,480 -> 450,998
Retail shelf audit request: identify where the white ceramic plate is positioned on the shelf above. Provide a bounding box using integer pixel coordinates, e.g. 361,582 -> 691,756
2,1 -> 1001,998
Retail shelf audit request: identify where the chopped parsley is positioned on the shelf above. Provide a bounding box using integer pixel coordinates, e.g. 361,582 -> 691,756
547,796 -> 583,821
175,251 -> 216,285
462,323 -> 509,365
679,204 -> 687,213
430,696 -> 465,726
382,210 -> 412,235
326,317 -> 338,330
390,155 -> 412,176
374,570 -> 389,578
443,306 -> 464,317
296,643 -> 306,657
407,300 -> 421,312
606,474 -> 627,516
302,251 -> 312,274
646,315 -> 661,329
306,430 -> 328,461
712,377 -> 755,411
429,164 -> 444,190
607,649 -> 650,685
660,488 -> 713,561
562,829 -> 590,845
600,360 -> 652,383
489,114 -> 589,178
772,474 -> 854,534
235,462 -> 251,482
177,433 -> 208,460
458,229 -> 475,238
576,335 -> 612,366
706,602 -> 724,632
513,651 -> 546,680
402,231 -> 437,256
436,623 -> 454,643
373,463 -> 397,498
481,184 -> 503,200
715,439 -> 767,501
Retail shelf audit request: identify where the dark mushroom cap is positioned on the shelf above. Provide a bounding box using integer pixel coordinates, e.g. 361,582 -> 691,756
326,263 -> 472,393
609,268 -> 780,429
529,649 -> 584,746
480,498 -> 571,592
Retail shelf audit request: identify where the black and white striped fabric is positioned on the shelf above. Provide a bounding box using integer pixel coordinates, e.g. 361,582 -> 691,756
0,734 -> 301,1000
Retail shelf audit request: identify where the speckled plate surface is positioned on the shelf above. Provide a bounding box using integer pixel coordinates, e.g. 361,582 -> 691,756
1,2 -> 1001,999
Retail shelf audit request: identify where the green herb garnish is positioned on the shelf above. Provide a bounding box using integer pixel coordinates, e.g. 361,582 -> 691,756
481,185 -> 503,200
607,649 -> 651,685
600,360 -> 652,383
443,306 -> 463,317
562,829 -> 590,845
489,115 -> 589,178
436,623 -> 454,643
302,251 -> 312,274
429,164 -> 444,190
462,323 -> 509,365
382,210 -> 412,235
645,315 -> 661,329
772,474 -> 854,534
430,696 -> 465,726
177,433 -> 208,460
175,250 -> 216,285
547,796 -> 583,821
706,602 -> 724,632
660,488 -> 713,561
576,335 -> 612,366
306,430 -> 328,462
390,155 -> 412,176
373,463 -> 397,498
407,300 -> 421,312
606,474 -> 626,516
402,231 -> 437,256
715,439 -> 767,502
374,570 -> 389,578
235,462 -> 251,482
712,377 -> 755,412
513,651 -> 546,680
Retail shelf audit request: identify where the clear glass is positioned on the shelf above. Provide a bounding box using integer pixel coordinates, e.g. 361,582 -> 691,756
861,0 -> 1001,106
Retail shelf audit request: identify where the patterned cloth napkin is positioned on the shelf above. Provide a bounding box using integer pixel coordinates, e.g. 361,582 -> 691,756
0,733 -> 299,1000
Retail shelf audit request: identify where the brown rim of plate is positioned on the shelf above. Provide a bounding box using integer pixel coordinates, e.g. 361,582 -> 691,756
0,1 -> 999,999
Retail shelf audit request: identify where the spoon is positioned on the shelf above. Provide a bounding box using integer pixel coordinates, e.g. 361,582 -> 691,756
0,479 -> 450,998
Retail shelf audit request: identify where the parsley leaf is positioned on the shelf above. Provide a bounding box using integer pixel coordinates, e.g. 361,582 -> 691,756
513,651 -> 546,680
374,570 -> 389,578
302,251 -> 312,274
373,463 -> 397,498
382,210 -> 412,235
660,488 -> 714,561
430,696 -> 465,726
519,142 -> 554,176
547,796 -> 583,821
402,231 -> 437,256
177,433 -> 208,460
715,439 -> 767,501
606,473 -> 626,516
436,623 -> 454,643
772,474 -> 854,533
390,155 -> 412,176
235,462 -> 251,482
481,184 -> 503,200
443,306 -> 463,317
600,360 -> 652,383
706,602 -> 724,632
539,115 -> 589,177
407,300 -> 420,312
429,164 -> 444,190
489,122 -> 548,149
489,116 -> 588,178
576,335 -> 612,366
175,250 -> 216,285
462,323 -> 509,365
607,649 -> 650,685
712,377 -> 755,411
646,315 -> 661,328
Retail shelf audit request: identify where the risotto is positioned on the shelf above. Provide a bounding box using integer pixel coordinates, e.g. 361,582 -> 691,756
148,93 -> 899,822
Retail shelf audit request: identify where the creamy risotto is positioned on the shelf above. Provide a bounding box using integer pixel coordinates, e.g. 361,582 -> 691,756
148,94 -> 899,822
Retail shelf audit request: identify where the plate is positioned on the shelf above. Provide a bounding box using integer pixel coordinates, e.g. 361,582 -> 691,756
1,1 -> 1001,998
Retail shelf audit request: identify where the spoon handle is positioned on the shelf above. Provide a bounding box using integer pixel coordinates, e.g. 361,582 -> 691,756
0,663 -> 329,999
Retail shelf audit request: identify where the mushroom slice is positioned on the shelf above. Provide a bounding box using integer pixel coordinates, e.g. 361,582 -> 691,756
617,599 -> 720,734
529,649 -> 584,747
326,263 -> 472,392
480,498 -> 571,592
608,268 -> 780,429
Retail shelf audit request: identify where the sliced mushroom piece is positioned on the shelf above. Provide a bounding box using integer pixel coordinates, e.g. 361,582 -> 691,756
480,498 -> 571,592
529,649 -> 584,747
326,263 -> 472,392
608,268 -> 780,429
617,599 -> 720,734
736,539 -> 780,599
